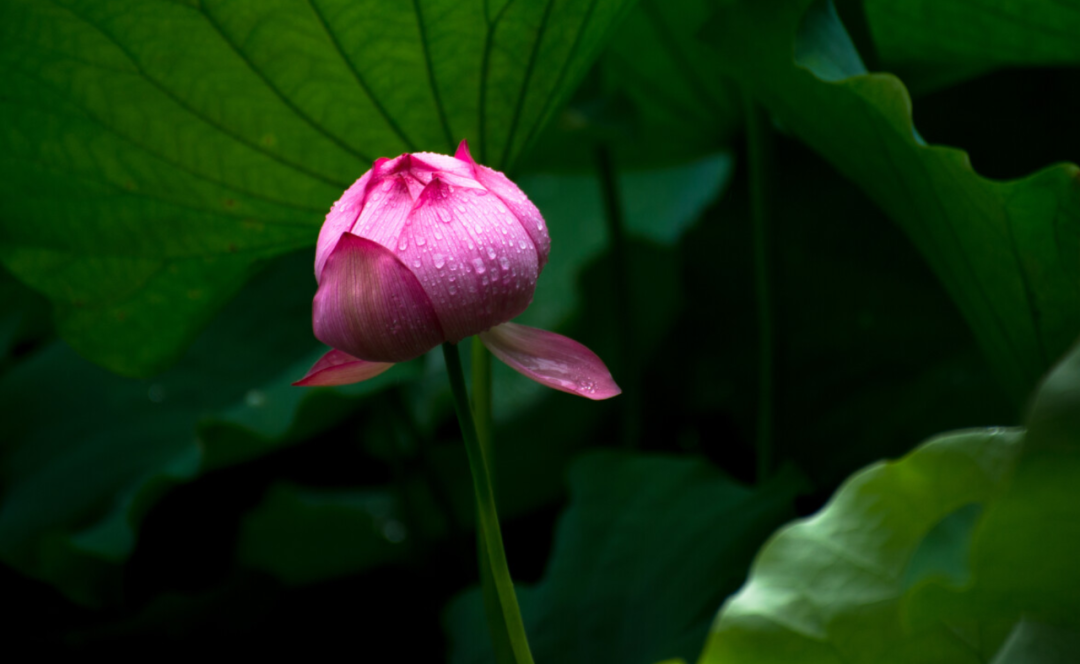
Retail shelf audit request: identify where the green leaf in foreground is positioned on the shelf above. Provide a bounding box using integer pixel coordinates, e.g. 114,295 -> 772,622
444,452 -> 803,664
698,337 -> 1080,663
0,0 -> 635,376
702,0 -> 1080,402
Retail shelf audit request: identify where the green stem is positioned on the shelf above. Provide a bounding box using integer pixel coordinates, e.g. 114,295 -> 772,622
595,144 -> 640,448
471,336 -> 494,463
442,342 -> 534,664
743,91 -> 774,484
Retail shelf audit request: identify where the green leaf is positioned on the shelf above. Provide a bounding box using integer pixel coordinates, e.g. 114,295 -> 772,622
0,0 -> 636,376
866,0 -> 1080,71
237,483 -> 420,586
601,0 -> 740,162
702,0 -> 1080,402
0,251 -> 411,605
698,339 -> 1080,663
444,452 -> 804,664
989,621 -> 1080,664
699,429 -> 1024,664
905,339 -> 1080,628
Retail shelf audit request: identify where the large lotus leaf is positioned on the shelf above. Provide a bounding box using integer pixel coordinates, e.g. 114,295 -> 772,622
698,339 -> 1080,663
599,0 -> 741,163
702,0 -> 1080,403
0,0 -> 636,377
905,340 -> 1080,628
698,428 -> 1023,664
443,452 -> 804,664
0,251 -> 415,606
866,0 -> 1080,71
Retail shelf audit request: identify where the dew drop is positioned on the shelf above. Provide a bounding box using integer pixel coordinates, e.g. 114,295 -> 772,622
448,284 -> 458,295
518,240 -> 527,250
486,247 -> 496,259
397,237 -> 408,251
499,256 -> 510,271
475,189 -> 488,196
434,229 -> 443,240
472,258 -> 486,274
433,253 -> 446,269
412,259 -> 422,268
416,235 -> 426,246
437,208 -> 452,223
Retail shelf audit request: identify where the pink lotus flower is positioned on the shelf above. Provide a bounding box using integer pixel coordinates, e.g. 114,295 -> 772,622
295,141 -> 620,400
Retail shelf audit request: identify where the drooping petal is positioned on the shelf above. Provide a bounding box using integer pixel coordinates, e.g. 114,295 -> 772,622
293,348 -> 394,387
396,177 -> 539,342
455,140 -> 550,269
313,233 -> 445,363
480,323 -> 621,400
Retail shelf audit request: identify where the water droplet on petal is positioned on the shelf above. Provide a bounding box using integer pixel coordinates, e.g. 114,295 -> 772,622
434,253 -> 446,269
486,247 -> 496,259
499,256 -> 510,271
416,235 -> 426,246
412,259 -> 422,268
518,240 -> 528,250
473,258 -> 486,274
397,237 -> 408,251
448,284 -> 457,295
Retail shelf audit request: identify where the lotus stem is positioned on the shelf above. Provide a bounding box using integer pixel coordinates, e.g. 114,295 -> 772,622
442,341 -> 534,664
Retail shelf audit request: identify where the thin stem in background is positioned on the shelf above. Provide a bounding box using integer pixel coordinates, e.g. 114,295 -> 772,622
742,91 -> 775,484
442,342 -> 534,664
595,144 -> 641,449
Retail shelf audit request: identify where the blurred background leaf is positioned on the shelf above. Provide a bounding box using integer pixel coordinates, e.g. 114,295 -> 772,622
0,0 -> 636,376
702,0 -> 1080,403
0,250 -> 416,606
866,0 -> 1080,92
444,452 -> 804,664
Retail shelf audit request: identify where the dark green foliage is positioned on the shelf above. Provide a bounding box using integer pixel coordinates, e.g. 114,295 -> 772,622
3,0 -> 1080,659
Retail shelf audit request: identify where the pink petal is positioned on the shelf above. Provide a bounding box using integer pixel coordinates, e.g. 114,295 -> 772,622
313,232 -> 446,363
411,150 -> 475,178
347,174 -> 417,257
480,323 -> 621,400
455,140 -> 550,270
315,168 -> 375,281
395,177 -> 540,342
293,348 -> 394,387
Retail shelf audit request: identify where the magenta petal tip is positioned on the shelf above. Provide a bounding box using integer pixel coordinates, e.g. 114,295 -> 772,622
480,322 -> 621,400
293,348 -> 394,387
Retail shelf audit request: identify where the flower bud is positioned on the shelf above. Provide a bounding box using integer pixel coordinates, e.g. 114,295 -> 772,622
298,141 -> 619,400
